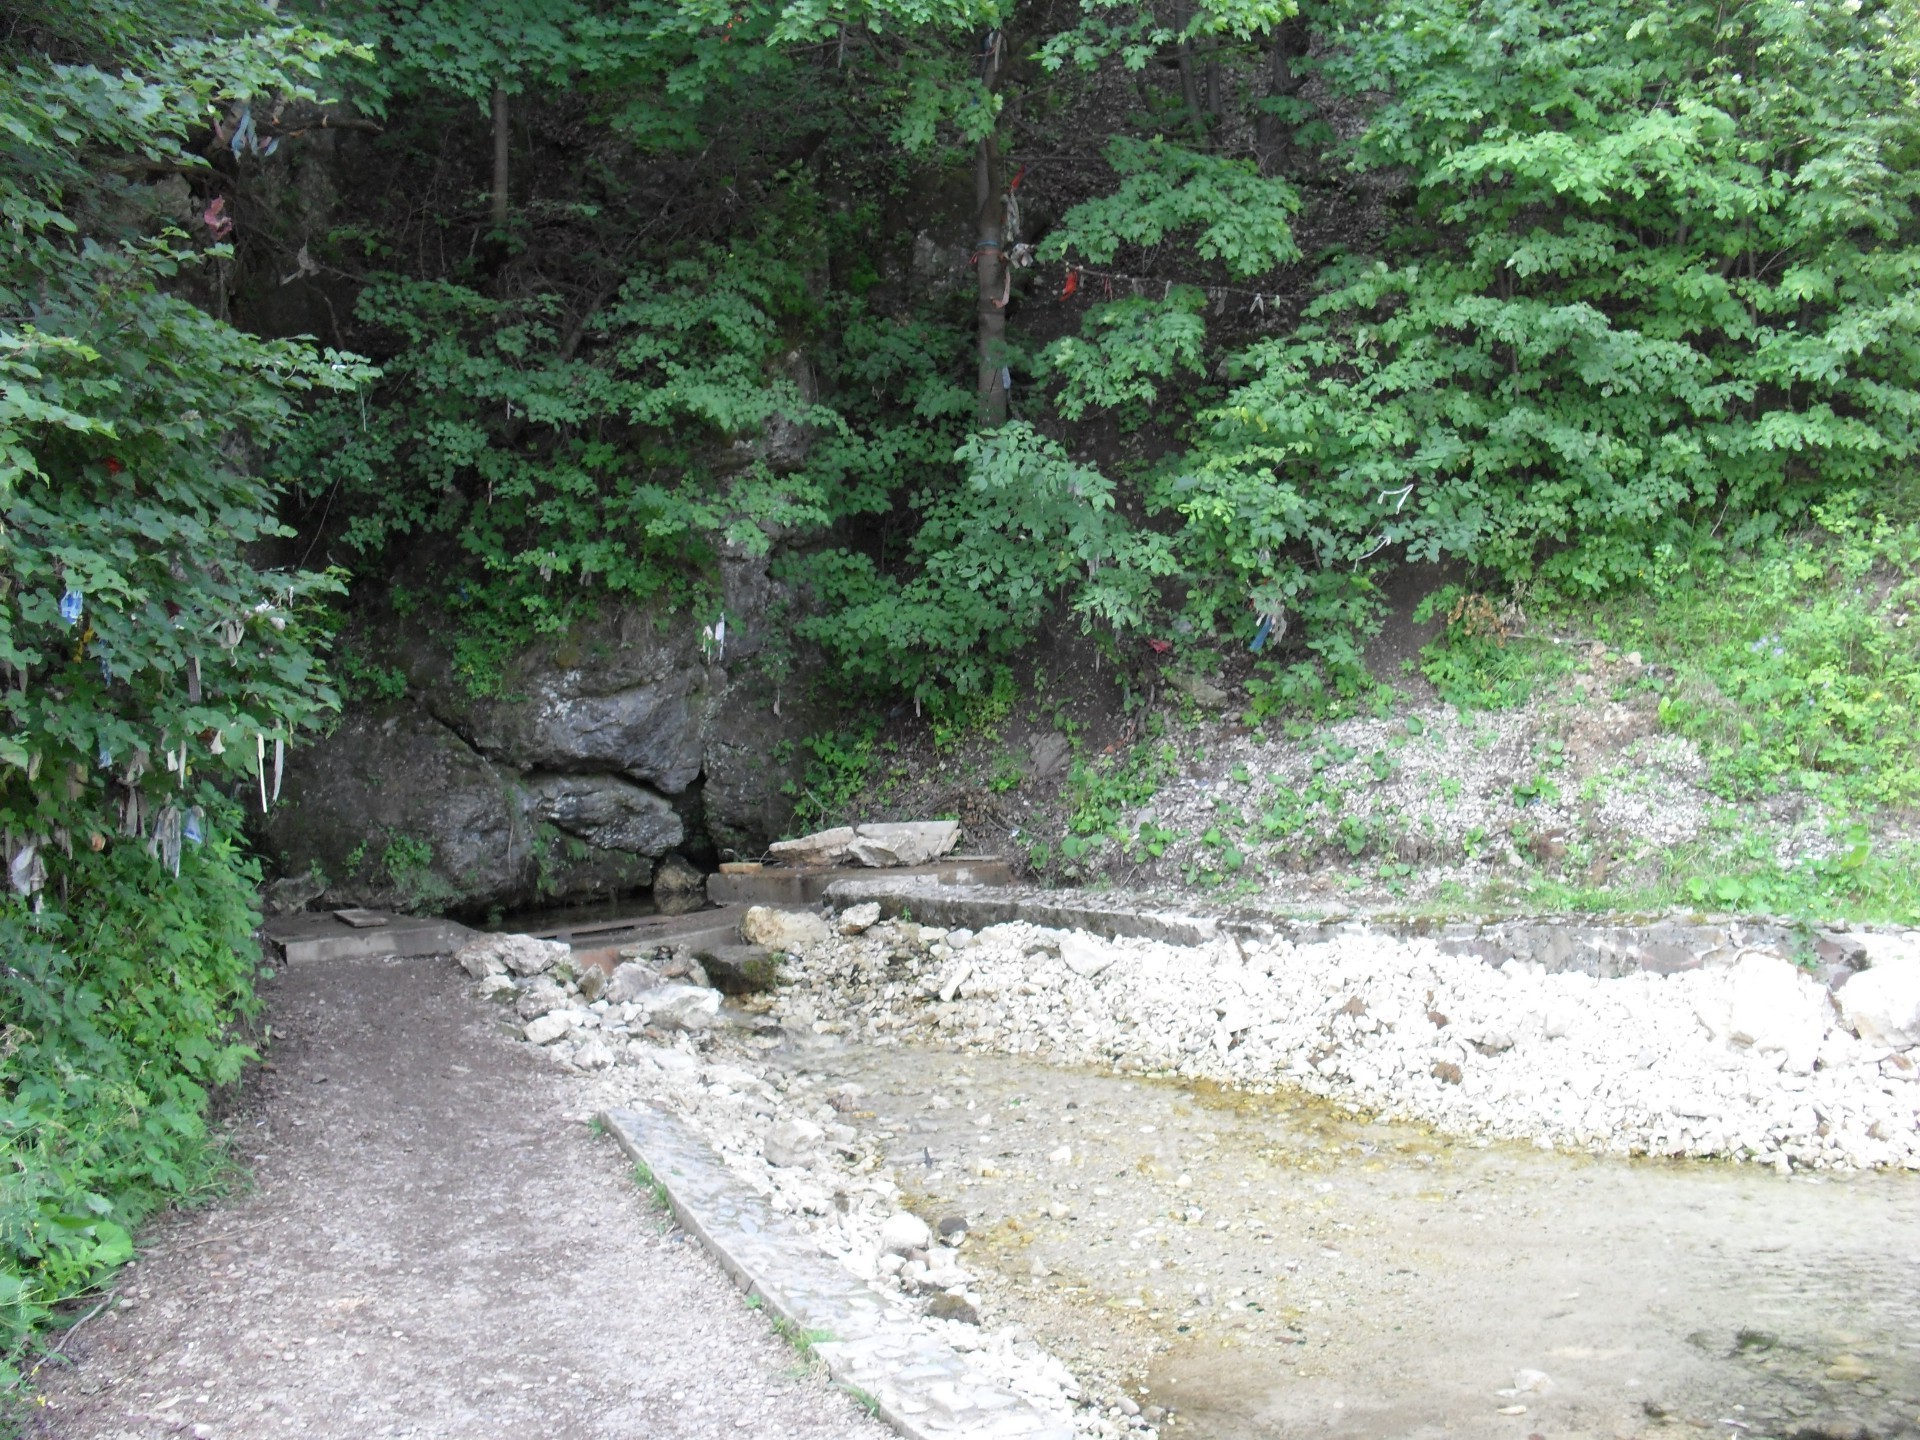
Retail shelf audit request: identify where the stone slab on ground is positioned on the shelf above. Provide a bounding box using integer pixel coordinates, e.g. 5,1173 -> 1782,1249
601,1105 -> 1073,1440
710,858 -> 1011,908
263,909 -> 474,963
548,903 -> 749,973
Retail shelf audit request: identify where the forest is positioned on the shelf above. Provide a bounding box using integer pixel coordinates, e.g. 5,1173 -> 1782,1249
5,0 -> 1920,1393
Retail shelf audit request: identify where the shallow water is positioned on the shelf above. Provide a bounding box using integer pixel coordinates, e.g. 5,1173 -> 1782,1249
798,1043 -> 1920,1439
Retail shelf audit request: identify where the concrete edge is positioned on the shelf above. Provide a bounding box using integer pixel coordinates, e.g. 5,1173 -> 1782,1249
599,1105 -> 1073,1440
270,916 -> 475,965
816,880 -> 1870,987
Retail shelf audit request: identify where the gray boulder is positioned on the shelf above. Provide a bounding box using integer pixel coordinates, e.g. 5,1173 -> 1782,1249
516,978 -> 568,1020
606,960 -> 663,1005
641,983 -> 721,1031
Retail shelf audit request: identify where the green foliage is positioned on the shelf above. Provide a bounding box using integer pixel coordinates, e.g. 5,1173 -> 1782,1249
1043,137 -> 1302,279
280,249 -> 836,691
1042,290 -> 1209,422
1065,731 -> 1175,839
1,23 -> 366,844
1589,493 -> 1920,808
928,666 -> 1017,751
0,4 -> 369,1392
1162,0 -> 1920,679
1412,586 -> 1573,709
783,720 -> 884,830
794,423 -> 1175,703
1,828 -> 263,1390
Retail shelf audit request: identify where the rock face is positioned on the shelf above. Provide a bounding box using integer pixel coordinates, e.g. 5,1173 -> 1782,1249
261,582 -> 828,913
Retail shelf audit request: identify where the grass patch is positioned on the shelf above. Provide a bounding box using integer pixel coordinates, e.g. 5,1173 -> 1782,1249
631,1161 -> 672,1213
1574,492 -> 1920,811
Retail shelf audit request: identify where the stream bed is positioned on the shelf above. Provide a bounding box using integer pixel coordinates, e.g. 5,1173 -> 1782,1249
791,1042 -> 1919,1440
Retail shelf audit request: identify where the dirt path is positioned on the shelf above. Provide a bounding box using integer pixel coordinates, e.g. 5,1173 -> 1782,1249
28,953 -> 889,1440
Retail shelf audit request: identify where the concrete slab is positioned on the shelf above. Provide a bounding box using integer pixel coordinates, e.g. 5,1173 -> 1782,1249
708,857 -> 1012,908
555,903 -> 749,974
264,911 -> 474,964
601,1105 -> 1072,1440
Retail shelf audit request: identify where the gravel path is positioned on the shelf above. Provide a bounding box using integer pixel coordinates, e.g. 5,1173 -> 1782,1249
28,953 -> 890,1440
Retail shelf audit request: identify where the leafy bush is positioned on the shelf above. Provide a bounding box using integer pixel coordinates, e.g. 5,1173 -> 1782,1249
1,829 -> 263,1390
1,2 -> 361,1392
792,423 -> 1176,703
1163,0 -> 1920,659
1593,493 -> 1920,807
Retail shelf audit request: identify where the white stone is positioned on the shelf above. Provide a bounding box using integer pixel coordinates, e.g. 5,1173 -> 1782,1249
643,983 -> 721,1031
605,960 -> 663,1005
847,820 -> 962,868
767,826 -> 855,865
1839,948 -> 1920,1049
838,901 -> 883,935
740,906 -> 831,951
523,1011 -> 575,1045
515,977 -> 568,1020
1711,954 -> 1830,1074
1060,933 -> 1117,979
455,932 -> 569,978
879,1211 -> 933,1255
572,1037 -> 615,1069
764,1119 -> 826,1168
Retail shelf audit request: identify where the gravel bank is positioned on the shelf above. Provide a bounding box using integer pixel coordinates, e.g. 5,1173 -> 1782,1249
768,911 -> 1919,1172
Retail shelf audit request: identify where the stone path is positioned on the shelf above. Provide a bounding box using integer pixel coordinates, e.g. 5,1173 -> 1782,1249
28,953 -> 890,1440
602,1106 -> 1073,1440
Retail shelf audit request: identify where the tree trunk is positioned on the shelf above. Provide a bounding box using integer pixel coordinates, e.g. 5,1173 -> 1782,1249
1173,1 -> 1206,141
491,82 -> 510,227
1254,18 -> 1308,172
975,131 -> 1008,428
973,29 -> 1010,428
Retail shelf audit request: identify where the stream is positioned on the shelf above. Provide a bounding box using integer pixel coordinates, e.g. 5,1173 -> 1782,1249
788,1042 -> 1919,1440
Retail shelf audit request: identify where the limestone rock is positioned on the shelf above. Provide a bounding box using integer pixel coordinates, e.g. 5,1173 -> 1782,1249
527,773 -> 683,858
768,826 -> 855,865
572,1036 -> 616,1069
1060,933 -> 1117,979
1840,941 -> 1920,1049
515,978 -> 568,1020
926,1294 -> 980,1325
262,871 -> 326,916
523,1011 -> 574,1045
1027,731 -> 1071,781
606,960 -> 663,1005
693,943 -> 780,994
847,821 -> 961,868
576,965 -> 607,1003
764,1119 -> 825,1168
641,983 -> 720,1031
652,852 -> 706,896
740,906 -> 831,951
879,1212 -> 933,1255
1166,671 -> 1231,709
456,933 -> 570,979
838,901 -> 883,935
1697,953 -> 1830,1073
